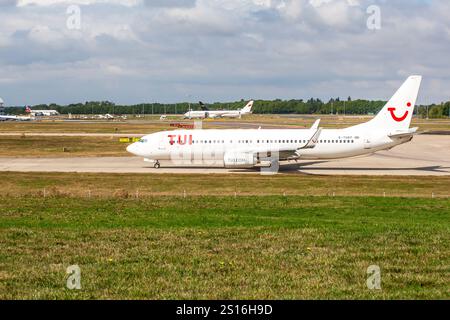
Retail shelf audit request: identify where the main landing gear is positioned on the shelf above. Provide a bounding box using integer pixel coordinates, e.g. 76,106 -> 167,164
154,161 -> 161,169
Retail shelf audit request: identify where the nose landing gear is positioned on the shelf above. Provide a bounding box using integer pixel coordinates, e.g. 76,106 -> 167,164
154,161 -> 161,169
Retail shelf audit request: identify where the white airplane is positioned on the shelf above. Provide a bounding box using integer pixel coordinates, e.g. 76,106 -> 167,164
97,113 -> 115,119
184,101 -> 254,119
127,76 -> 422,169
0,106 -> 35,121
0,114 -> 35,121
26,107 -> 59,116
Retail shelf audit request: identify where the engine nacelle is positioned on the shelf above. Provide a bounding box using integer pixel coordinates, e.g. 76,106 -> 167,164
223,152 -> 257,168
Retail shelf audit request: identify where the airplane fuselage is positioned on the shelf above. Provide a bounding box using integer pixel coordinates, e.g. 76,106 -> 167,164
126,75 -> 422,169
127,128 -> 411,166
183,101 -> 253,119
184,110 -> 244,119
0,115 -> 34,121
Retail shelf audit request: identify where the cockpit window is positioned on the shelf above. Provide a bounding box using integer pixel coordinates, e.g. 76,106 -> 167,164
139,138 -> 148,143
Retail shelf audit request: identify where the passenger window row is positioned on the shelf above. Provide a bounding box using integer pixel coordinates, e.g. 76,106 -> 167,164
190,139 -> 355,144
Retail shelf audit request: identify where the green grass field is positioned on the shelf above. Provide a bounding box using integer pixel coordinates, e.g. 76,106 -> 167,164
0,173 -> 449,299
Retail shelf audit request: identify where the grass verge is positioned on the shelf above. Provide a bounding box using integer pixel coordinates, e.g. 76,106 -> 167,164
0,195 -> 449,299
1,172 -> 449,198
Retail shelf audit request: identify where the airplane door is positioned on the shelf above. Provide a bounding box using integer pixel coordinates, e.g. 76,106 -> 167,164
158,138 -> 167,152
364,137 -> 372,149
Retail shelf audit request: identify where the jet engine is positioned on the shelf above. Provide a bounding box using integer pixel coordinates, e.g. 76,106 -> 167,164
223,152 -> 257,168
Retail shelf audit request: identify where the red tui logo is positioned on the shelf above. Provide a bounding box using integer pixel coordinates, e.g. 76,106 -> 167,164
387,102 -> 412,122
168,134 -> 193,145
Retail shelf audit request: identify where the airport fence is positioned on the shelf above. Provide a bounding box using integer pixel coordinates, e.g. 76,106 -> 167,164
13,188 -> 450,200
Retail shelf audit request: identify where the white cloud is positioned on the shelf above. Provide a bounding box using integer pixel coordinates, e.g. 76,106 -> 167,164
312,0 -> 363,28
0,0 -> 449,105
309,0 -> 359,8
28,25 -> 65,43
17,0 -> 140,6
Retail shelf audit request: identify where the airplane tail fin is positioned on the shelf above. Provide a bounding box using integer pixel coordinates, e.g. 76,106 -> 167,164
241,101 -> 254,114
363,75 -> 422,131
199,101 -> 209,111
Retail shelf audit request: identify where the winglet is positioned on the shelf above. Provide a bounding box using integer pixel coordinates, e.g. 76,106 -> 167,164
311,119 -> 321,130
302,128 -> 322,149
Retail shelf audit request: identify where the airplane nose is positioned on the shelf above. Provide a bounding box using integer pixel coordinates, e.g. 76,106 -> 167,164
126,143 -> 137,155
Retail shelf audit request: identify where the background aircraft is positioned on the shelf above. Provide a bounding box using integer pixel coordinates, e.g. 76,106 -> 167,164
0,114 -> 35,121
25,107 -> 59,116
0,103 -> 35,121
184,100 -> 253,119
128,76 -> 422,169
97,113 -> 115,119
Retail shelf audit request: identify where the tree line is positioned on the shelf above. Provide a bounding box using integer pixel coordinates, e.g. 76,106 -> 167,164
3,99 -> 450,118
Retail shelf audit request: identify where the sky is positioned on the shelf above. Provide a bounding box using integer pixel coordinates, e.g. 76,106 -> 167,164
0,0 -> 449,105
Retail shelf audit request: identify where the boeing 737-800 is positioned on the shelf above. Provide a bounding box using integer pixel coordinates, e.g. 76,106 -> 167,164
127,76 -> 422,169
184,101 -> 253,119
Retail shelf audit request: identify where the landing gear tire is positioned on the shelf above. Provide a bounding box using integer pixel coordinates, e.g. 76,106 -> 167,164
154,161 -> 161,169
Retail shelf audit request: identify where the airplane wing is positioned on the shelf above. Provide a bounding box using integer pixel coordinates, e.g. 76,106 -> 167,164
240,127 -> 323,160
263,119 -> 321,157
208,111 -> 229,118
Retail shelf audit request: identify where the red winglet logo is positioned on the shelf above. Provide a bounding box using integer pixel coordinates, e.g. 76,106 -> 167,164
388,102 -> 412,122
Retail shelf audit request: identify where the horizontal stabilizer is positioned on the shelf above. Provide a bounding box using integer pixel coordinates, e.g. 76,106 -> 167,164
389,127 -> 418,139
